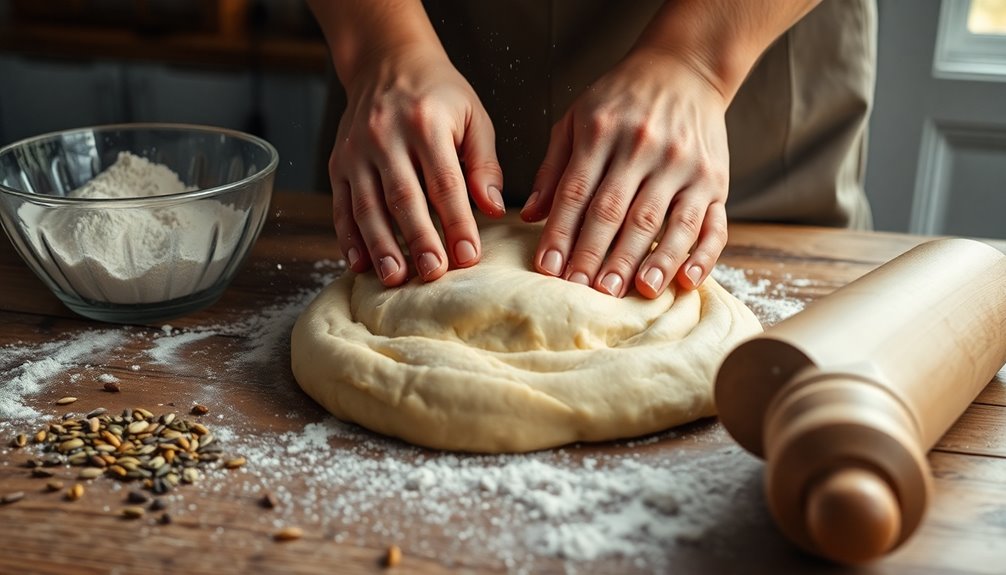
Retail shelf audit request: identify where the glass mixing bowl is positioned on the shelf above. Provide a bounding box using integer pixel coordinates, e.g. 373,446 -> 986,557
0,123 -> 278,324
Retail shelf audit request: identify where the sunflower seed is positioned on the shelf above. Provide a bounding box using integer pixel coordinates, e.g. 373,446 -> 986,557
46,480 -> 64,492
11,434 -> 27,448
223,457 -> 246,470
79,467 -> 104,479
34,430 -> 47,443
273,527 -> 303,542
122,506 -> 145,519
58,438 -> 84,452
55,397 -> 78,405
127,490 -> 150,504
127,421 -> 148,435
66,484 -> 84,501
1,491 -> 25,505
85,408 -> 107,419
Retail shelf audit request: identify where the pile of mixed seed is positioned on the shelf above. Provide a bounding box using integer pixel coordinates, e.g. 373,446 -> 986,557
4,400 -> 244,522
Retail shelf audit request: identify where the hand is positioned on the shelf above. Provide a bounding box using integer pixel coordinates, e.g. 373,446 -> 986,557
330,46 -> 505,286
521,49 -> 730,298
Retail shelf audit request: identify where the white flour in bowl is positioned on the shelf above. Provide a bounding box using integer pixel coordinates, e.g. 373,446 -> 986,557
19,152 -> 246,304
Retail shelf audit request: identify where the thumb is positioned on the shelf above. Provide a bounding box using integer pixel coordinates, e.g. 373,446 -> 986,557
461,110 -> 505,218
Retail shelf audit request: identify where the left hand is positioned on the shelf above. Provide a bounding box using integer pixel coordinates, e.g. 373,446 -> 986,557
521,47 -> 731,298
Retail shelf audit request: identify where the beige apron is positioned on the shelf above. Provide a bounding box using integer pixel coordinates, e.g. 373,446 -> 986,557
319,0 -> 876,229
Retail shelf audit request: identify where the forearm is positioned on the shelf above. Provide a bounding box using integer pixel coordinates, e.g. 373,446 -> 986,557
306,0 -> 445,86
634,0 -> 821,102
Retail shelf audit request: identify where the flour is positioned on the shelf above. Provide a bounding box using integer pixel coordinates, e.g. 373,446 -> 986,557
1,259 -> 810,573
0,330 -> 127,420
20,152 -> 246,304
712,265 -> 807,325
194,419 -> 763,572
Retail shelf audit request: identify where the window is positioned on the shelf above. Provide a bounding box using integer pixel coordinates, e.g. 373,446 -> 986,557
968,0 -> 1006,35
934,0 -> 1006,81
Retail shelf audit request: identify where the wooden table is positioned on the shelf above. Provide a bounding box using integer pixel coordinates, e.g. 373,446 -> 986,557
1,191 -> 1004,574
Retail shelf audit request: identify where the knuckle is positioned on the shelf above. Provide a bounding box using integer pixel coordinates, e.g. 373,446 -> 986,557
559,171 -> 595,204
351,190 -> 382,220
406,233 -> 440,256
439,214 -> 473,238
706,222 -> 729,249
572,245 -> 606,268
587,192 -> 627,227
604,253 -> 637,275
586,110 -> 616,143
408,97 -> 442,132
425,168 -> 466,202
672,203 -> 704,238
631,124 -> 659,154
693,157 -> 729,190
382,179 -> 417,210
662,142 -> 681,163
628,201 -> 665,236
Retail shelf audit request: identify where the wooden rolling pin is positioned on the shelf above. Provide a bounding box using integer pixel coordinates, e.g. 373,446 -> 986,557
715,238 -> 1006,564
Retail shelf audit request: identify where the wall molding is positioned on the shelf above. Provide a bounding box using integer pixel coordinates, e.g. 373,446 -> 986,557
911,120 -> 1006,234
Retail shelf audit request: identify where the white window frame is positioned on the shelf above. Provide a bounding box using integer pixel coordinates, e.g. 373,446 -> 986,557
934,0 -> 1006,82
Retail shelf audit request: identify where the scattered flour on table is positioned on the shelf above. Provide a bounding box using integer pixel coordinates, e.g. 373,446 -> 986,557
198,419 -> 763,572
17,151 -> 246,305
0,330 -> 126,420
712,265 -> 807,325
1,259 -> 815,572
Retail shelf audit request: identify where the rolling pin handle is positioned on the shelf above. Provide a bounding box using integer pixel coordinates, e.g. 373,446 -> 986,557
805,466 -> 901,564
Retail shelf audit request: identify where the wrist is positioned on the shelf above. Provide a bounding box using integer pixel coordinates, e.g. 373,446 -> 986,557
309,0 -> 446,87
631,0 -> 819,104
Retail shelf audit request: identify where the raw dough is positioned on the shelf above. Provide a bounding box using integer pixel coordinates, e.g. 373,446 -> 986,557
291,216 -> 762,453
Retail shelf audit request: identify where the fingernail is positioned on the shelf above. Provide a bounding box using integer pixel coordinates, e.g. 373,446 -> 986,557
600,273 -> 623,296
488,185 -> 505,212
686,265 -> 703,287
347,247 -> 360,269
568,272 -> 590,285
522,191 -> 540,213
643,267 -> 663,292
417,252 -> 442,277
541,249 -> 563,276
455,240 -> 477,265
378,256 -> 400,281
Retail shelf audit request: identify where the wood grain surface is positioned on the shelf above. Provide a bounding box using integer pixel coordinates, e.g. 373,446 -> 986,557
1,191 -> 1004,575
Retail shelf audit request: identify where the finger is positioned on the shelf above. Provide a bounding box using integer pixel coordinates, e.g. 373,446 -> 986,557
522,115 -> 573,222
674,201 -> 727,290
331,177 -> 369,273
562,158 -> 645,287
415,127 -> 482,270
632,191 -> 707,299
589,173 -> 677,297
350,167 -> 409,287
460,109 -> 505,218
532,137 -> 611,278
377,141 -> 449,282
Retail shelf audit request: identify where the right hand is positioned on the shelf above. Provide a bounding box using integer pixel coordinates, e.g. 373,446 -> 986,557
330,46 -> 505,286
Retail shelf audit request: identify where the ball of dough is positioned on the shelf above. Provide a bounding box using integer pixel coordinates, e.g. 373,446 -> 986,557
291,217 -> 762,453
